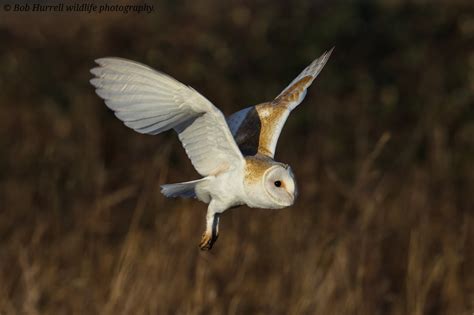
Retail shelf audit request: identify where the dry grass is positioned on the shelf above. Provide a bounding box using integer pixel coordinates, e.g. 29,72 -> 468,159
0,1 -> 473,314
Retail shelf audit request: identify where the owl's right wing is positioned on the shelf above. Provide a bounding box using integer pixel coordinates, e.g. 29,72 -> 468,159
90,58 -> 244,177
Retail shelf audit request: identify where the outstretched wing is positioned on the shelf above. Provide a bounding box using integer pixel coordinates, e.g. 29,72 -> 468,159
90,57 -> 244,176
226,48 -> 333,157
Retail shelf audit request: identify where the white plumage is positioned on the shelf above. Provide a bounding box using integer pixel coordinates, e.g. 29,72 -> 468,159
90,49 -> 332,250
91,58 -> 243,177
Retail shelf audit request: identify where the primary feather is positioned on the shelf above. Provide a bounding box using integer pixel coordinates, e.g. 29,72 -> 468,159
90,57 -> 244,176
226,48 -> 333,158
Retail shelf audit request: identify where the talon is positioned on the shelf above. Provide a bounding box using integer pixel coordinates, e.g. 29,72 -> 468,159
199,232 -> 217,250
200,213 -> 220,251
199,232 -> 211,250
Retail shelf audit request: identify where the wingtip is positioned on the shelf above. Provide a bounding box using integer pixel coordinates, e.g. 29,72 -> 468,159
322,47 -> 335,60
310,47 -> 334,66
94,58 -> 106,66
313,47 -> 334,67
327,46 -> 335,56
94,57 -> 123,66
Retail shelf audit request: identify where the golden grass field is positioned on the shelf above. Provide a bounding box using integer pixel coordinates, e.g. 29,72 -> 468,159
0,1 -> 473,314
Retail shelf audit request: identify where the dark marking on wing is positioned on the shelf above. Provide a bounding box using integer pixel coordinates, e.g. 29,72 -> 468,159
233,101 -> 290,157
234,106 -> 261,156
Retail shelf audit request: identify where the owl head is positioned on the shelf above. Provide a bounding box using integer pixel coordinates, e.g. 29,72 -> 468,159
245,161 -> 297,209
263,164 -> 297,207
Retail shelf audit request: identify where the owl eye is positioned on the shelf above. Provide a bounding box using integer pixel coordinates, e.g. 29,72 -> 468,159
274,180 -> 282,187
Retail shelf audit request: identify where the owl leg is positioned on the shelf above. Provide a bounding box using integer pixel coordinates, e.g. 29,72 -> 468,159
199,208 -> 220,251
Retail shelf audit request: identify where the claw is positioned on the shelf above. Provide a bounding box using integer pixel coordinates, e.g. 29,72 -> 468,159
199,232 -> 218,250
199,213 -> 220,251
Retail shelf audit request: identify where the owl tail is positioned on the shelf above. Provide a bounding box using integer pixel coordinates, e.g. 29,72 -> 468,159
160,178 -> 205,199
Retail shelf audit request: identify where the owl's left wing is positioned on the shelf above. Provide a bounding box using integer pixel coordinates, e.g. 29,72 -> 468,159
226,48 -> 333,157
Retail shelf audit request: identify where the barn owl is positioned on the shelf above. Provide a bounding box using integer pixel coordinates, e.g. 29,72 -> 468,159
90,49 -> 332,250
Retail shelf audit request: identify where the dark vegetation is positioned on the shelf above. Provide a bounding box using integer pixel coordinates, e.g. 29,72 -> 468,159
0,1 -> 473,314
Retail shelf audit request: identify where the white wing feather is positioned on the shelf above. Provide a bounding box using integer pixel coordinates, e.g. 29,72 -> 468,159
90,57 -> 244,176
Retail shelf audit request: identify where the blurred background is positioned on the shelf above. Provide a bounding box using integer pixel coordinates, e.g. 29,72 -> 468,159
0,0 -> 473,314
